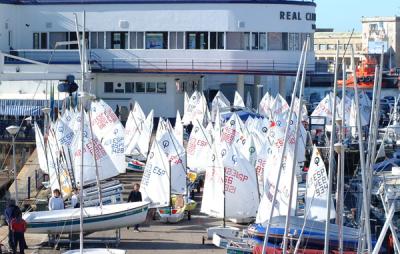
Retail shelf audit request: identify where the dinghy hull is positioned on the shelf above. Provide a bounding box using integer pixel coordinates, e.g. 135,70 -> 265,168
24,202 -> 149,234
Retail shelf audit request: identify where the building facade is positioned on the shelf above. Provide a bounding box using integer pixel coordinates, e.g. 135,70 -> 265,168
0,0 -> 316,117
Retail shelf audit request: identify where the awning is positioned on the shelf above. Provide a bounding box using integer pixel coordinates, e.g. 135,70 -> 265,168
0,99 -> 51,116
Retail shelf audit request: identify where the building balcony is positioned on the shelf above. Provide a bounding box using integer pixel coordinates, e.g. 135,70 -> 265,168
5,49 -> 315,75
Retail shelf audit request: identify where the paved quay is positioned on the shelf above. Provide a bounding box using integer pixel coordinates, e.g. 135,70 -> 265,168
1,215 -> 236,253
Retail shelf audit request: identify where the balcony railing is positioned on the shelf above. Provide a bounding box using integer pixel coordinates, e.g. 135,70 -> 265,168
5,49 -> 315,74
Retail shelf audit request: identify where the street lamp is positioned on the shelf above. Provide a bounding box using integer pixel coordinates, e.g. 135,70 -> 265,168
6,125 -> 20,206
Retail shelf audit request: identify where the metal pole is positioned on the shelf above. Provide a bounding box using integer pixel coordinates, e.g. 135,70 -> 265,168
282,45 -> 307,254
324,41 -> 340,254
371,203 -> 395,254
351,46 -> 372,253
261,38 -> 308,254
12,135 -> 18,206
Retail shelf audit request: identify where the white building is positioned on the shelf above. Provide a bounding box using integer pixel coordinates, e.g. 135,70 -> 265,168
0,0 -> 316,118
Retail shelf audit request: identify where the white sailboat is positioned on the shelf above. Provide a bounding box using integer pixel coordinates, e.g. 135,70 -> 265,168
187,120 -> 213,173
233,91 -> 245,108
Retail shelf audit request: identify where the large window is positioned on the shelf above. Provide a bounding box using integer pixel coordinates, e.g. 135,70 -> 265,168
146,82 -> 156,93
106,32 -> 128,49
157,82 -> 167,93
288,33 -> 301,51
49,32 -> 68,49
146,32 -> 168,49
252,32 -> 266,50
40,32 -> 48,49
226,32 -> 250,50
90,32 -> 105,49
129,32 -> 144,49
104,82 -> 114,93
186,32 -> 208,49
69,32 -> 89,49
267,32 -> 288,50
33,33 -> 40,49
210,32 -> 224,49
169,32 -> 184,49
136,82 -> 145,93
125,82 -> 135,93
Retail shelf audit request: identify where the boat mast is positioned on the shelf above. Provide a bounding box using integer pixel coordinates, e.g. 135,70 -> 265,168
260,38 -> 307,254
169,159 -> 172,216
351,46 -> 372,253
324,41 -> 340,254
282,40 -> 308,254
74,11 -> 85,254
337,60 -> 347,254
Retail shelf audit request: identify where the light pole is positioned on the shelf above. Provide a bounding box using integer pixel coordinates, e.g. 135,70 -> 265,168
6,125 -> 20,206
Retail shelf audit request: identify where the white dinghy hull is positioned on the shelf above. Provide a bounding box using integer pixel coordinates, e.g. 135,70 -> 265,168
24,202 -> 149,234
63,249 -> 126,254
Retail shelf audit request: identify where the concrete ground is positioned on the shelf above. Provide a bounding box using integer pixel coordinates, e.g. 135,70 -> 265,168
0,215 -> 233,253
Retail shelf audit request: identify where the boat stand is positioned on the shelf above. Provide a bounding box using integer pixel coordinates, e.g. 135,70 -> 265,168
47,229 -> 121,248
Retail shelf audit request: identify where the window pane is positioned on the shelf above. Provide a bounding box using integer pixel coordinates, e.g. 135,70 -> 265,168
252,32 -> 259,50
125,82 -> 134,93
106,32 -> 112,49
226,32 -> 249,50
177,32 -> 184,49
186,32 -> 208,49
210,32 -> 217,49
90,32 -> 97,49
146,82 -> 156,93
136,82 -> 145,92
282,33 -> 288,50
104,82 -> 113,93
33,33 -> 39,49
268,32 -> 283,50
40,33 -> 47,49
157,82 -> 167,93
111,32 -> 127,49
146,32 -> 168,49
169,32 -> 177,49
187,32 -> 196,49
98,32 -> 104,49
137,32 -> 144,49
130,32 -> 137,49
49,32 -> 67,49
217,32 -> 224,49
259,32 -> 266,50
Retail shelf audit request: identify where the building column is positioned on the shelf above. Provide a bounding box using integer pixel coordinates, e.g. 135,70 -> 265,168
278,76 -> 286,97
237,74 -> 245,98
253,75 -> 261,108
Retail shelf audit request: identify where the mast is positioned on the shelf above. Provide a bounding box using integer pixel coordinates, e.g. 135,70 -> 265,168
337,61 -> 347,254
281,40 -> 308,253
324,41 -> 340,254
169,160 -> 172,216
260,39 -> 307,254
351,46 -> 372,253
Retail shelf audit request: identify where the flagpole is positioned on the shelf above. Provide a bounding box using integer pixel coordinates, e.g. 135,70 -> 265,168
260,38 -> 308,254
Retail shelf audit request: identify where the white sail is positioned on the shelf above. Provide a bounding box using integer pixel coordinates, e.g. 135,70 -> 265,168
271,94 -> 290,120
184,91 -> 190,118
311,93 -> 335,125
211,91 -> 230,122
223,146 -> 259,219
233,91 -> 245,108
34,122 -> 49,174
259,92 -> 273,118
306,146 -> 335,221
174,110 -> 184,146
125,101 -> 146,155
140,142 -> 170,208
187,120 -> 213,173
136,110 -> 153,157
201,142 -> 225,218
72,111 -> 120,186
294,97 -> 309,123
221,113 -> 245,146
90,100 -> 125,174
256,149 -> 298,223
156,121 -> 187,195
182,91 -> 202,125
246,91 -> 253,109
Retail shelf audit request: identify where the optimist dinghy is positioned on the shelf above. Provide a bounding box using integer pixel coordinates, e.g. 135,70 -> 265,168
24,201 -> 149,234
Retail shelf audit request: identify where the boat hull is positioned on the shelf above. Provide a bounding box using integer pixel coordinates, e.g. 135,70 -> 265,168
157,207 -> 185,223
24,202 -> 149,234
63,249 -> 126,254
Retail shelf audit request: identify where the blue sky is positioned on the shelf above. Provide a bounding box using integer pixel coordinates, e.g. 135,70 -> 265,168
315,0 -> 400,32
